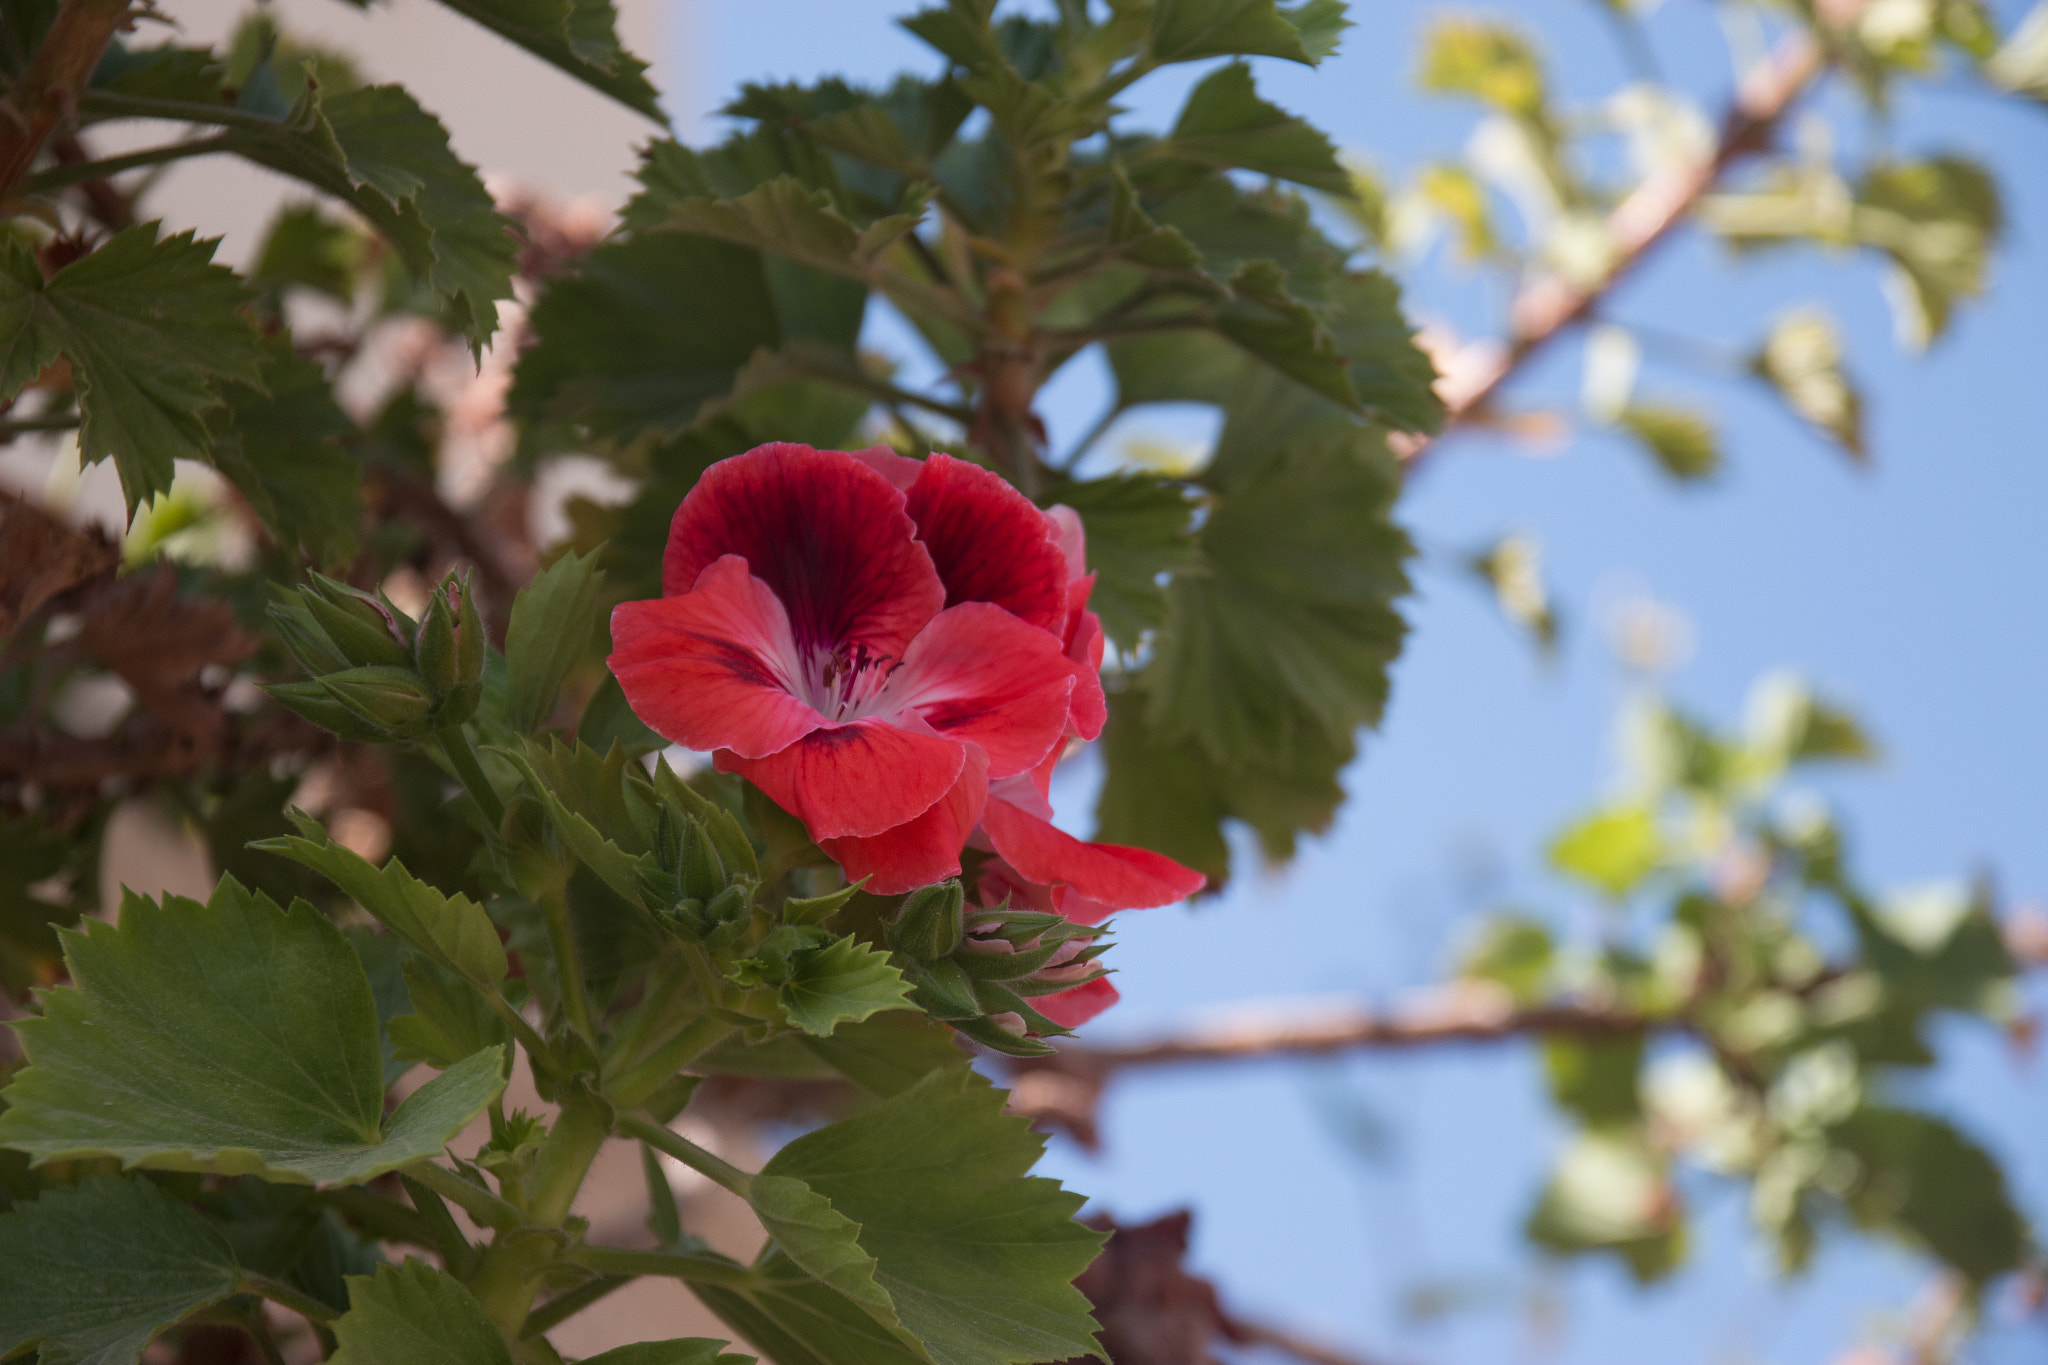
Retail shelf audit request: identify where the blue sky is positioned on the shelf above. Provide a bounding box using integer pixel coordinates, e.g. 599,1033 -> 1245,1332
668,4 -> 2048,1362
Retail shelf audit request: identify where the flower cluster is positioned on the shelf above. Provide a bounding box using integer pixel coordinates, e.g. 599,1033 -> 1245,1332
610,442 -> 1203,1026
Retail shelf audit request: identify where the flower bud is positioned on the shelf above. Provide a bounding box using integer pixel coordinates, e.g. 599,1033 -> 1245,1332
905,959 -> 982,1020
262,680 -> 391,742
414,573 -> 486,726
888,880 -> 964,961
304,573 -> 413,668
676,817 -> 727,904
267,599 -> 351,676
317,665 -> 438,738
414,584 -> 460,696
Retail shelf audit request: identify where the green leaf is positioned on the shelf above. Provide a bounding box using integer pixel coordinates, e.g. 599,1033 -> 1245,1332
498,738 -> 662,904
0,1175 -> 240,1365
1548,804 -> 1661,898
257,812 -> 509,984
1617,404 -> 1720,481
1829,1105 -> 2026,1287
1987,1 -> 2048,104
1163,62 -> 1348,194
1419,18 -> 1548,119
0,878 -> 506,1184
779,937 -> 915,1037
208,342 -> 362,564
691,1251 -> 932,1365
249,203 -> 372,304
388,958 -> 513,1070
580,1341 -> 755,1365
1045,475 -> 1199,653
427,0 -> 663,120
1146,422 -> 1409,765
1543,1036 -> 1644,1128
760,1068 -> 1105,1365
1458,916 -> 1555,1004
1751,308 -> 1865,463
1214,259 -> 1360,413
796,1012 -> 973,1098
1525,1130 -> 1684,1283
329,1259 -> 513,1365
506,547 -> 606,732
1323,270 -> 1443,435
1855,157 -> 2000,349
0,226 -> 268,516
347,927 -> 417,1087
1149,0 -> 1347,66
746,1175 -> 904,1331
202,1178 -> 381,1318
230,83 -> 520,351
657,175 -> 924,278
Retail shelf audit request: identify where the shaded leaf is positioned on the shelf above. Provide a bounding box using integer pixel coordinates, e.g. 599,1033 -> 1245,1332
1617,404 -> 1719,481
1149,0 -> 1347,67
581,1342 -> 755,1365
1162,62 -> 1347,193
1045,474 -> 1199,653
506,546 -> 606,732
0,227 -> 267,516
208,342 -> 361,564
329,1259 -> 512,1365
0,1175 -> 239,1365
1829,1105 -> 2025,1288
0,878 -> 506,1184
388,958 -> 512,1070
428,0 -> 663,120
691,1251 -> 933,1365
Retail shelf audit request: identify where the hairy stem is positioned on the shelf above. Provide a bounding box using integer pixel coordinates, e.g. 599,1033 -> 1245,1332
606,1013 -> 732,1111
403,1159 -> 523,1232
618,1112 -> 752,1198
14,132 -> 233,196
466,1094 -> 612,1340
437,723 -> 506,830
568,1245 -> 758,1287
536,881 -> 598,1049
0,0 -> 134,200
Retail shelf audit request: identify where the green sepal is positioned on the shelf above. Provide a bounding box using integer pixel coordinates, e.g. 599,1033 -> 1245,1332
268,597 -> 351,675
318,666 -> 439,738
262,680 -> 393,743
304,573 -> 415,667
887,881 -> 964,960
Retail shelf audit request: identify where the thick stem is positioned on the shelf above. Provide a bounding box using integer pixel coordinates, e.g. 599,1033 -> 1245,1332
536,882 -> 597,1049
403,1159 -> 523,1232
467,1095 -> 611,1340
605,1014 -> 732,1111
0,0 -> 133,200
568,1245 -> 758,1287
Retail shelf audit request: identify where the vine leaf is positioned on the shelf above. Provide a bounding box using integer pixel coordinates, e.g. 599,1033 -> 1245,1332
329,1260 -> 512,1365
760,1068 -> 1105,1365
1163,62 -> 1348,193
0,1175 -> 240,1365
0,877 -> 505,1185
1148,0 -> 1350,67
0,227 -> 268,517
427,0 -> 664,120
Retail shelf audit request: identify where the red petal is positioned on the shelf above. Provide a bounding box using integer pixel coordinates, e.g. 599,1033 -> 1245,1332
608,556 -> 821,757
871,602 -> 1074,778
664,443 -> 942,660
1045,504 -> 1088,580
904,455 -> 1069,636
848,445 -> 924,491
1035,975 -> 1119,1030
1062,595 -> 1106,742
720,720 -> 965,839
981,796 -> 1206,918
821,747 -> 988,894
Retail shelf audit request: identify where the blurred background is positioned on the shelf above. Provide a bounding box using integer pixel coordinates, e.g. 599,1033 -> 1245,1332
5,2 -> 2041,1363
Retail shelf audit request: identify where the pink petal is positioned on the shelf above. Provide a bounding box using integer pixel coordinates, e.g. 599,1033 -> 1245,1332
1061,589 -> 1107,742
869,602 -> 1074,778
664,443 -> 943,661
719,719 -> 966,840
1045,504 -> 1088,581
905,455 -> 1069,637
821,747 -> 989,894
981,796 -> 1207,918
1035,975 -> 1120,1030
608,556 -> 822,758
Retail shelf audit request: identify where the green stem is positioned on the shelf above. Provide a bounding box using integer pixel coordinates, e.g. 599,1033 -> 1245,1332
403,1159 -> 524,1232
438,723 -> 506,830
526,1092 -> 611,1228
537,882 -> 598,1049
483,990 -> 559,1081
618,1113 -> 752,1198
568,1245 -> 758,1287
15,132 -> 234,194
520,1276 -> 632,1339
238,1270 -> 339,1325
0,414 -> 80,437
606,1014 -> 732,1111
319,1184 -> 436,1249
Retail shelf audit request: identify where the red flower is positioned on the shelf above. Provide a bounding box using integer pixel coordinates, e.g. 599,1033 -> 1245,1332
610,443 -> 1079,893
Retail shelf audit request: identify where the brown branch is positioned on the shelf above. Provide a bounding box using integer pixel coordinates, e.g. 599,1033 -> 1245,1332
0,0 -> 135,202
1404,7 -> 1861,469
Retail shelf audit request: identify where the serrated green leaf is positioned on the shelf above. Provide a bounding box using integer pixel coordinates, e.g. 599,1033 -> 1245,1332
779,937 -> 915,1037
1163,62 -> 1348,193
1617,404 -> 1719,481
346,927 -> 416,1087
796,1011 -> 972,1098
747,1175 -> 905,1331
0,226 -> 268,516
691,1251 -> 933,1365
498,737 -> 663,903
0,878 -> 506,1184
1215,259 -> 1360,413
201,1177 -> 383,1317
1046,475 -> 1199,653
1549,804 -> 1661,898
1324,270 -> 1443,434
208,342 -> 362,564
249,203 -> 372,304
1150,0 -> 1345,66
0,1175 -> 240,1365
761,1068 -> 1105,1365
1147,422 -> 1409,764
428,0 -> 663,120
389,958 -> 512,1070
506,547 -> 606,732
330,1259 -> 512,1365
257,813 -> 509,984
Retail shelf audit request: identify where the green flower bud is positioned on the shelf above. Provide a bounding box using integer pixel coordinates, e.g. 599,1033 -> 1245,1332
262,680 -> 391,743
317,665 -> 437,738
676,817 -> 727,903
267,599 -> 350,676
905,959 -> 982,1020
888,880 -> 964,960
304,573 -> 413,668
702,882 -> 750,928
414,583 -> 460,697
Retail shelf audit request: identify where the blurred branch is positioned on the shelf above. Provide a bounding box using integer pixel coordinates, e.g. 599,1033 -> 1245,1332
0,0 -> 135,200
1406,2 -> 1867,469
